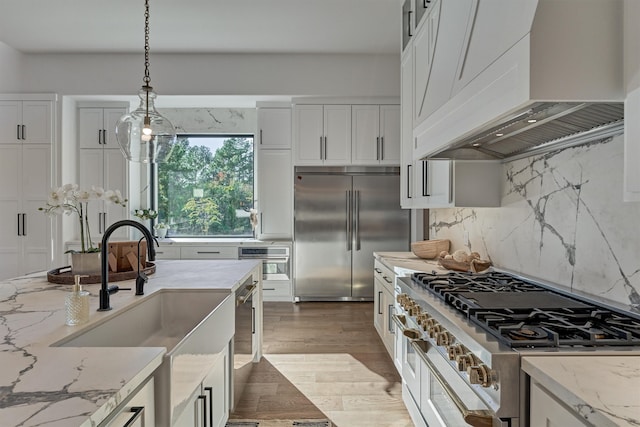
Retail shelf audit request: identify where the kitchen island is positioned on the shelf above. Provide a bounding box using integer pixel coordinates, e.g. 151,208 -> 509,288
0,259 -> 261,427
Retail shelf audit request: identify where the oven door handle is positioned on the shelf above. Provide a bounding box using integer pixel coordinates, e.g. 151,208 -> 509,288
262,257 -> 289,263
411,340 -> 495,427
237,284 -> 257,304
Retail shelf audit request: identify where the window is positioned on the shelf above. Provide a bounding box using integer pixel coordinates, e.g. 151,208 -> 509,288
154,134 -> 254,237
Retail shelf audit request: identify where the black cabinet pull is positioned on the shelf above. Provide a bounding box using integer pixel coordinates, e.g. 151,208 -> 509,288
422,161 -> 430,197
123,406 -> 145,427
22,213 -> 26,236
103,129 -> 107,145
204,386 -> 213,426
21,125 -> 25,140
376,136 -> 380,160
252,306 -> 256,334
378,291 -> 383,314
380,136 -> 384,160
17,213 -> 21,236
198,395 -> 207,426
319,136 -> 323,159
408,11 -> 413,37
17,125 -> 20,140
260,129 -> 263,144
98,129 -> 102,144
407,164 -> 412,199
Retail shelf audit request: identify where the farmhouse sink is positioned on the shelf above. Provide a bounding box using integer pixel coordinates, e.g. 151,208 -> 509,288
54,289 -> 236,425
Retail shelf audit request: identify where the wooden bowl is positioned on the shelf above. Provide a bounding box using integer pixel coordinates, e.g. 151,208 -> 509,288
411,239 -> 450,259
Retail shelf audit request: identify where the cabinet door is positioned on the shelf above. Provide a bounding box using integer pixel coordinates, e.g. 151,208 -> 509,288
352,105 -> 381,165
105,377 -> 155,427
79,149 -> 105,236
413,159 -> 452,208
530,380 -> 589,427
21,144 -> 51,275
413,2 -> 437,126
202,351 -> 230,427
323,105 -> 351,165
401,49 -> 414,208
21,101 -> 52,144
374,275 -> 384,336
294,105 -> 323,165
0,145 -> 21,279
0,101 -> 21,144
380,105 -> 401,165
103,108 -> 126,148
257,149 -> 292,239
103,149 -> 129,237
79,108 -> 105,149
258,108 -> 291,149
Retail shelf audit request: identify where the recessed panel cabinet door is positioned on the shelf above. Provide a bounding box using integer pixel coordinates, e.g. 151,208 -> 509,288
380,105 -> 401,165
257,149 -> 292,239
78,108 -> 104,149
323,105 -> 351,165
294,105 -> 324,164
0,101 -> 21,144
0,146 -> 21,279
352,105 -> 380,165
103,149 -> 128,235
21,101 -> 52,144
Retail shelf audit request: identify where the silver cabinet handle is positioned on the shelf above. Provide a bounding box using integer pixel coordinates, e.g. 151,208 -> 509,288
320,136 -> 323,159
354,190 -> 360,251
260,212 -> 263,234
346,190 -> 352,251
380,136 -> 384,160
197,395 -> 206,426
388,304 -> 395,334
197,251 -> 221,254
122,406 -> 145,427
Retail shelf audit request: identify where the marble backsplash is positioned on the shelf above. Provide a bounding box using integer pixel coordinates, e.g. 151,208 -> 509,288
159,108 -> 256,134
430,134 -> 640,311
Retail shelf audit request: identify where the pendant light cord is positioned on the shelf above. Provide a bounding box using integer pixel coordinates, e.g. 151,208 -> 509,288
143,0 -> 151,88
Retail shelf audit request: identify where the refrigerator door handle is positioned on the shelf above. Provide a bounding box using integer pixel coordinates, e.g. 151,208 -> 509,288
346,190 -> 352,251
355,190 -> 361,251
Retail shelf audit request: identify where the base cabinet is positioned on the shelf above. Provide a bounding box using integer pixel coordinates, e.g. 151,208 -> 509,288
101,377 -> 155,427
373,260 -> 396,357
529,380 -> 589,427
173,346 -> 231,427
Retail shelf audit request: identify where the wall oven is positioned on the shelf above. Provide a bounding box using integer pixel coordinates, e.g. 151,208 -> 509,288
238,246 -> 290,282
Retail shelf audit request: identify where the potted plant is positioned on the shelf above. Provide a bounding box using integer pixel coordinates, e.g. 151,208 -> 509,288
154,222 -> 169,238
40,184 -> 127,274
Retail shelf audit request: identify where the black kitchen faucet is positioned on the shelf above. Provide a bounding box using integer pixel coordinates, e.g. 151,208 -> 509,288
98,220 -> 157,311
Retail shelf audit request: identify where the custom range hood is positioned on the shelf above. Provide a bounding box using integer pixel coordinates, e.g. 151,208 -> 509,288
416,0 -> 625,162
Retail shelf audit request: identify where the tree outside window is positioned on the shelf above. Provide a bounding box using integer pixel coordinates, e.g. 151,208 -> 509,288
156,135 -> 254,237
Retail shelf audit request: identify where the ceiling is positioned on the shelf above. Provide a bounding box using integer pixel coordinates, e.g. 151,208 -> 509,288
0,0 -> 401,55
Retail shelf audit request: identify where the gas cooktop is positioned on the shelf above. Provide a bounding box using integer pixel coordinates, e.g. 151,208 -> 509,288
412,271 -> 640,348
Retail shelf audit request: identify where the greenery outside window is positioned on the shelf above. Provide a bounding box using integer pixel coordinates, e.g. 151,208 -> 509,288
154,134 -> 254,237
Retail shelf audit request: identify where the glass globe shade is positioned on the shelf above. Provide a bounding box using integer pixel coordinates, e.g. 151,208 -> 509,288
115,87 -> 176,163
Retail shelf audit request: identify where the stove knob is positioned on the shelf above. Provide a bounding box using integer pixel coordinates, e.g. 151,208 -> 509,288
467,364 -> 497,388
455,353 -> 476,371
428,324 -> 442,338
435,331 -> 452,346
410,305 -> 422,316
447,344 -> 466,360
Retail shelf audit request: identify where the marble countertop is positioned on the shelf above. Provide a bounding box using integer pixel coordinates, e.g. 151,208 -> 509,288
374,251 -> 449,275
522,356 -> 640,427
0,259 -> 261,427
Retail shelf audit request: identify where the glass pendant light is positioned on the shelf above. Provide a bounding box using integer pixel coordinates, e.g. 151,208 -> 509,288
115,0 -> 176,163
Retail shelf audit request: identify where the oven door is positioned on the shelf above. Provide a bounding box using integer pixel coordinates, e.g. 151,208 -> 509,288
412,339 -> 496,427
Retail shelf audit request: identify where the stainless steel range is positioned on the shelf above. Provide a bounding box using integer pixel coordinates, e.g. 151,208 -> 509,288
393,269 -> 640,427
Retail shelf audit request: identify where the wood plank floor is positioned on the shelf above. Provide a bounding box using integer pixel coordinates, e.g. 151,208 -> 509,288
229,302 -> 414,427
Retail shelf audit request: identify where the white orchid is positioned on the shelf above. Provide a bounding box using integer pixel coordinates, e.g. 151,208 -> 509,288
40,184 -> 128,253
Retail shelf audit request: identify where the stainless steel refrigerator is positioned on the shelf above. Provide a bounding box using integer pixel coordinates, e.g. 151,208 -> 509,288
294,166 -> 410,301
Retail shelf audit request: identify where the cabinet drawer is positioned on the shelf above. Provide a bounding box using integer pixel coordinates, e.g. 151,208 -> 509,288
262,280 -> 292,301
181,246 -> 237,259
154,245 -> 181,259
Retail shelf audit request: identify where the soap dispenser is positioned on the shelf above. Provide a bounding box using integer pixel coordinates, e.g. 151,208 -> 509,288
66,275 -> 90,326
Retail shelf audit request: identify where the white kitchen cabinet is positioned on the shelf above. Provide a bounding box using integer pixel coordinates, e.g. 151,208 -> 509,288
256,149 -> 292,239
401,47 -> 415,209
78,105 -> 129,239
412,0 -> 440,127
373,260 -> 395,357
0,144 -> 52,280
257,107 -> 291,149
101,377 -> 155,427
180,246 -> 238,259
529,380 -> 588,427
293,104 -> 351,165
0,100 -> 52,145
351,105 -> 400,165
411,159 -> 502,208
78,107 -> 126,149
401,0 -> 414,53
173,346 -> 231,427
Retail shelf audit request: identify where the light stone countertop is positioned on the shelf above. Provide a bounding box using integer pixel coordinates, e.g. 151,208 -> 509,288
0,259 -> 261,427
374,251 -> 449,275
522,356 -> 640,427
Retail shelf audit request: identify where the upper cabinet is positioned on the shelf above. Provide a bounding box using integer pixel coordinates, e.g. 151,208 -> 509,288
256,105 -> 293,239
351,105 -> 400,165
401,0 -> 414,53
294,104 -> 351,165
258,107 -> 291,149
0,100 -> 53,145
78,107 -> 125,149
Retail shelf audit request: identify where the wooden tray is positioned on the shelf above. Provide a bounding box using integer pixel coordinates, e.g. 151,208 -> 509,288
47,262 -> 156,285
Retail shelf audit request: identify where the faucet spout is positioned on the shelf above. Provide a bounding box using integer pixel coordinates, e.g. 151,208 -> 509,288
98,220 -> 157,311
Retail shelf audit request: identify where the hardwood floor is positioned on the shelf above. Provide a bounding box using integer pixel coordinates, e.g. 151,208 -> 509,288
229,302 -> 414,427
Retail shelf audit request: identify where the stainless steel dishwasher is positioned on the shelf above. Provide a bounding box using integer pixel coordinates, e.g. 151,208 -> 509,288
232,275 -> 258,409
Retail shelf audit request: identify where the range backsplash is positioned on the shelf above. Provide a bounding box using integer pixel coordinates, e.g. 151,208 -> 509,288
430,134 -> 640,313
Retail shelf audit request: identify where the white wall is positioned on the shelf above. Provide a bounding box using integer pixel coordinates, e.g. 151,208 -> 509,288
21,53 -> 400,98
0,41 -> 23,92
